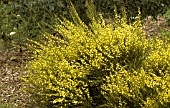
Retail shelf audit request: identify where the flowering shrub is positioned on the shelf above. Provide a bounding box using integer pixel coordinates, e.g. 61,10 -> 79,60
23,1 -> 170,107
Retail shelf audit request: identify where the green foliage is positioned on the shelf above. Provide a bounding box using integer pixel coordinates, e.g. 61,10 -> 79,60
23,0 -> 170,107
0,2 -> 18,49
93,0 -> 170,19
0,0 -> 67,50
164,8 -> 170,25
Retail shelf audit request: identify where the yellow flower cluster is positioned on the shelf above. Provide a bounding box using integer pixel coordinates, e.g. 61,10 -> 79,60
23,1 -> 170,107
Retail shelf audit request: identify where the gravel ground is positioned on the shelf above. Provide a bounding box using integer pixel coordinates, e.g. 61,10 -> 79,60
0,50 -> 31,108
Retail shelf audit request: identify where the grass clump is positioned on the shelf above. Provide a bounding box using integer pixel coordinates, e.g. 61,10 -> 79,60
23,0 -> 170,107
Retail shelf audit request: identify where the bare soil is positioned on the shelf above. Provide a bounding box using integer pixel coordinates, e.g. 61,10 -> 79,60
0,50 -> 31,108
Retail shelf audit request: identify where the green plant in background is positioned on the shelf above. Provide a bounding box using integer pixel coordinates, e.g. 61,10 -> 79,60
0,2 -> 18,49
0,0 -> 67,50
164,8 -> 170,25
87,0 -> 170,21
22,0 -> 170,107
